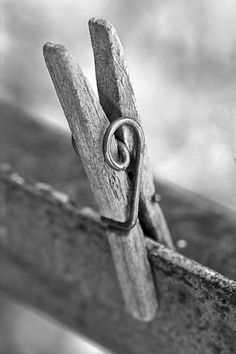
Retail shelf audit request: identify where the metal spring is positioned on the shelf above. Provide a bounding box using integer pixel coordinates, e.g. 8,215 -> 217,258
72,117 -> 145,231
101,117 -> 145,230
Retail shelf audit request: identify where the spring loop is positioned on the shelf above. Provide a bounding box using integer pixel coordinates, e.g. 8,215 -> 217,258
101,117 -> 145,230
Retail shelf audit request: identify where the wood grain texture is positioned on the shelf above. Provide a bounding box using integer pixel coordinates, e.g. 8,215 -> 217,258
89,17 -> 174,249
1,166 -> 236,354
2,102 -> 236,282
2,107 -> 236,352
43,43 -> 157,321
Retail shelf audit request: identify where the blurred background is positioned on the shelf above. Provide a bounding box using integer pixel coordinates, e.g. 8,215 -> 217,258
1,0 -> 236,352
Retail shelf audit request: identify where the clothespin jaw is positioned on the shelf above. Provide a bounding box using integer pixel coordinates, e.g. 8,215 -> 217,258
43,18 -> 173,321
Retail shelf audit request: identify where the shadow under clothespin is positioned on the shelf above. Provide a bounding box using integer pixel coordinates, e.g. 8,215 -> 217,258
43,17 -> 174,321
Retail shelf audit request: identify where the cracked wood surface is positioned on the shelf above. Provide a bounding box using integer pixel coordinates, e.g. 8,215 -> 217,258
43,43 -> 157,321
1,103 -> 236,353
1,167 -> 236,354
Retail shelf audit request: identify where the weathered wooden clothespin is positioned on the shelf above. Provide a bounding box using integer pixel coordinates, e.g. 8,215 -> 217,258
43,17 -> 173,321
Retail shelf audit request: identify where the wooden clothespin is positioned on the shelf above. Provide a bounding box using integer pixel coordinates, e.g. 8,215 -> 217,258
43,18 -> 173,321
